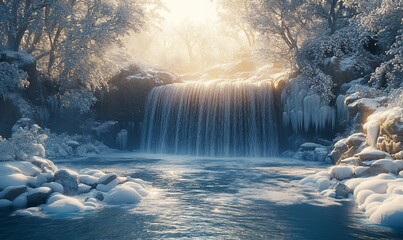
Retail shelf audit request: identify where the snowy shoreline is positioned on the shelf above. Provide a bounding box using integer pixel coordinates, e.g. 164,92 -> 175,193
0,156 -> 148,217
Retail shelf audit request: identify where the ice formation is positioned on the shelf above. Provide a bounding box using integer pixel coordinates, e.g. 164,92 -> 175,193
281,79 -> 337,133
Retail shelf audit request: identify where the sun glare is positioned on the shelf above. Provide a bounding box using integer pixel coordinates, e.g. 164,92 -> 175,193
164,0 -> 218,24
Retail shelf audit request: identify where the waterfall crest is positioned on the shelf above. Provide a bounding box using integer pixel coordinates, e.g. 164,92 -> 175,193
141,80 -> 278,157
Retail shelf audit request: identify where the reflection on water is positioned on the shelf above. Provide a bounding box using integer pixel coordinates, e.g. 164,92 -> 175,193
1,153 -> 402,240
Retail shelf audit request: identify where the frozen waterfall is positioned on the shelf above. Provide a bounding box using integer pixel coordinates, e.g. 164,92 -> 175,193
141,80 -> 279,157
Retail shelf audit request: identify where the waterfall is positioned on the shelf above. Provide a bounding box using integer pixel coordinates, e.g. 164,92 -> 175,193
116,129 -> 128,150
141,80 -> 278,157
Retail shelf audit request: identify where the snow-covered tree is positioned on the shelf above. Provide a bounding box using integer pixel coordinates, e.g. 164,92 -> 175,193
247,0 -> 314,70
370,21 -> 403,89
0,0 -> 146,112
217,0 -> 257,49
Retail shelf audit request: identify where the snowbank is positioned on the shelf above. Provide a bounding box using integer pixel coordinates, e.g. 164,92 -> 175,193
0,157 -> 149,216
300,158 -> 403,227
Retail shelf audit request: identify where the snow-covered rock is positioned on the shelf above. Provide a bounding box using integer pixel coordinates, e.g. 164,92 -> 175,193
0,173 -> 32,189
0,157 -> 148,216
302,160 -> 403,228
79,169 -> 105,178
97,173 -> 117,185
0,185 -> 27,201
96,179 -> 119,192
348,97 -> 387,127
79,174 -> 98,188
4,161 -> 41,176
329,133 -> 367,164
77,184 -> 91,194
329,165 -> 354,180
355,147 -> 391,161
44,194 -> 86,214
103,186 -> 142,205
27,187 -> 52,207
334,183 -> 351,198
0,199 -> 13,208
294,142 -> 329,162
369,195 -> 403,227
42,182 -> 64,193
13,192 -> 28,208
54,169 -> 79,195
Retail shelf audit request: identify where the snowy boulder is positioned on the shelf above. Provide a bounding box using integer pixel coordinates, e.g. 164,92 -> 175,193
78,184 -> 91,194
329,139 -> 348,164
334,183 -> 351,198
347,97 -> 387,125
0,173 -> 32,189
346,133 -> 367,147
0,199 -> 13,208
121,181 -> 148,197
294,143 -> 329,162
329,165 -> 354,181
299,142 -> 323,151
316,178 -> 331,192
42,182 -> 64,193
359,159 -> 399,177
371,159 -> 399,174
5,161 -> 41,176
369,195 -> 403,227
54,169 -> 79,195
354,166 -> 369,176
79,169 -> 106,178
355,147 -> 391,161
300,171 -> 331,188
79,174 -> 98,188
340,156 -> 361,166
44,194 -> 86,214
330,133 -> 367,164
95,192 -> 104,201
97,173 -> 117,185
353,179 -> 391,196
96,179 -> 119,192
13,192 -> 28,208
325,55 -> 371,86
394,160 -> 403,171
27,187 -> 52,207
103,186 -> 142,205
0,185 -> 27,201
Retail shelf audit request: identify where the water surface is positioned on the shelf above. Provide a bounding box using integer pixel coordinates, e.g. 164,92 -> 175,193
1,153 -> 402,240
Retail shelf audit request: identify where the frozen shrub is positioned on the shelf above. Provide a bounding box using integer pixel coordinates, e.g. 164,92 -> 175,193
0,62 -> 29,98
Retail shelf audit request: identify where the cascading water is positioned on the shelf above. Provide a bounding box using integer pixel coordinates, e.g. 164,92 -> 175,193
141,80 -> 279,157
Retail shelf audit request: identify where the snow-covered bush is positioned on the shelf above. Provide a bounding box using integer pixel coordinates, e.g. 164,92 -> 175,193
0,62 -> 29,98
0,121 -> 110,161
0,124 -> 47,161
300,65 -> 334,103
44,132 -> 110,158
60,89 -> 97,114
